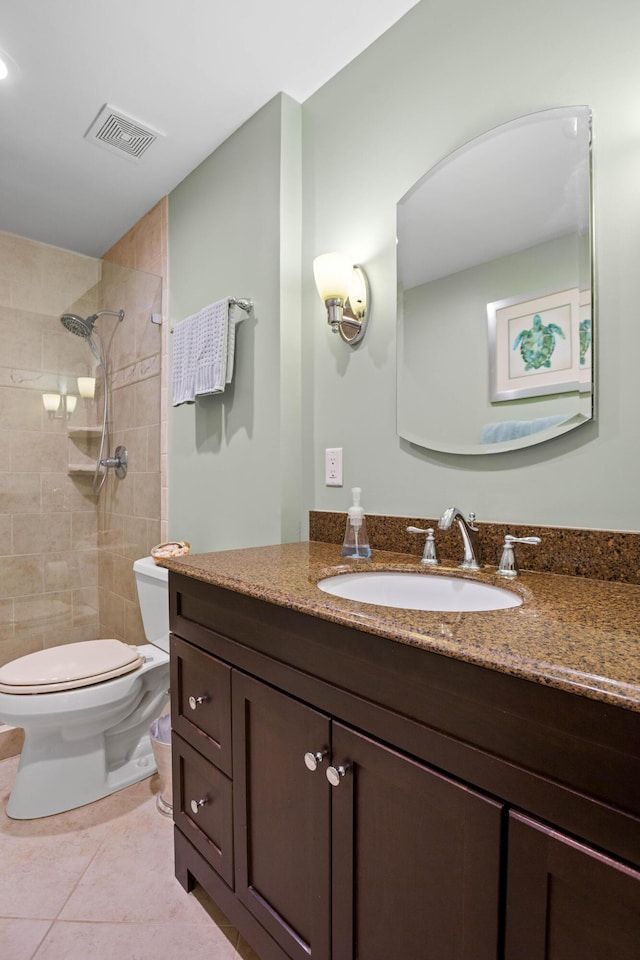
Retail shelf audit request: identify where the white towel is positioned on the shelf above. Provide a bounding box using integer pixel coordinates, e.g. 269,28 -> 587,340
226,303 -> 245,384
171,312 -> 198,406
195,298 -> 229,397
171,297 -> 246,406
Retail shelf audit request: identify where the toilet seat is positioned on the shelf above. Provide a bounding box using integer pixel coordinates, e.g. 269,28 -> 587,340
0,639 -> 144,694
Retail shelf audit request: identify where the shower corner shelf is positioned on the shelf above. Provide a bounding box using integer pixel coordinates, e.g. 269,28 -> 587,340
68,426 -> 102,438
67,426 -> 102,478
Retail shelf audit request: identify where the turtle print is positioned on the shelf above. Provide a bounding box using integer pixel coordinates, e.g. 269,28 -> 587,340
513,314 -> 565,371
579,317 -> 591,366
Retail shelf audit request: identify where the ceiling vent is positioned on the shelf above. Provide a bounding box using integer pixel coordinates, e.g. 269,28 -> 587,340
84,104 -> 164,161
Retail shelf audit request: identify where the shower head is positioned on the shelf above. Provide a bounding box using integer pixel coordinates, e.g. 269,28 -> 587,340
60,309 -> 124,365
60,312 -> 95,338
60,309 -> 124,338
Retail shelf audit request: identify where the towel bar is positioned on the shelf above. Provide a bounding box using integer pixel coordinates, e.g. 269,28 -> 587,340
229,298 -> 252,312
170,297 -> 252,331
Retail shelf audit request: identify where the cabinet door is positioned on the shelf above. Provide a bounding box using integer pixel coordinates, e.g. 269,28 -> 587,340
232,671 -> 331,960
505,811 -> 640,960
330,722 -> 503,960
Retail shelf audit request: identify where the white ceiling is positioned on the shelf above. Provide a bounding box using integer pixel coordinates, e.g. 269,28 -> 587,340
0,0 -> 418,258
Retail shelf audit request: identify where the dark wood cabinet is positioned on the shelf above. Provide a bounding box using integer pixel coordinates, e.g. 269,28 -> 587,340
229,674 -> 503,960
232,671 -> 331,960
330,722 -> 502,960
169,572 -> 640,960
505,812 -> 640,960
173,732 -> 234,886
171,634 -> 231,774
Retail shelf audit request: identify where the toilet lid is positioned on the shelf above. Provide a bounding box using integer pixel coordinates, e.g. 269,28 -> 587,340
0,639 -> 144,694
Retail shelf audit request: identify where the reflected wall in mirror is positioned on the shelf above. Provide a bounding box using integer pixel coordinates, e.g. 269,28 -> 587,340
397,106 -> 593,455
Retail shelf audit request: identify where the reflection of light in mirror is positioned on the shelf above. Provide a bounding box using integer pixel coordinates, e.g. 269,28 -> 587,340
77,376 -> 96,399
42,393 -> 60,414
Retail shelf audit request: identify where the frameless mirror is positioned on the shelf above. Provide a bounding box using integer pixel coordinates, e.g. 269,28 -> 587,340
397,106 -> 593,455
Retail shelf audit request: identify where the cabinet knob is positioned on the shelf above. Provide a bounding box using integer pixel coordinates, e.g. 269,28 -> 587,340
188,694 -> 209,711
190,797 -> 208,815
304,749 -> 328,772
326,763 -> 350,787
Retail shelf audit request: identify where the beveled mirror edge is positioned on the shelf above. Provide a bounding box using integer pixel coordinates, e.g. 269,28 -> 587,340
396,105 -> 595,456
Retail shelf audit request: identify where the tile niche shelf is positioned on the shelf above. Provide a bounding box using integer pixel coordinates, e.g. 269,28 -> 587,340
67,425 -> 101,476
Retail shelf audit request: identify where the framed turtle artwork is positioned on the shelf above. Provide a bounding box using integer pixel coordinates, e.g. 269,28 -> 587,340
578,288 -> 593,391
487,288 -> 583,402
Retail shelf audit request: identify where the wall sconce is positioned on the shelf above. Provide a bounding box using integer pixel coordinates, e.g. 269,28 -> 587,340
77,377 -> 96,400
42,394 -> 61,417
313,252 -> 370,345
42,393 -> 77,419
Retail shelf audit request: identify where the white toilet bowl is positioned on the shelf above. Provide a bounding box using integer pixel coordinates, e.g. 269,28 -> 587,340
0,557 -> 170,819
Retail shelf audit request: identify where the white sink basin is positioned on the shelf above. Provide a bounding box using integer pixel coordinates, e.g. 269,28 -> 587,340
317,571 -> 522,612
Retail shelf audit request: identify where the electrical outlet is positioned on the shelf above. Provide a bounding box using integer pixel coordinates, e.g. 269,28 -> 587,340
325,447 -> 343,486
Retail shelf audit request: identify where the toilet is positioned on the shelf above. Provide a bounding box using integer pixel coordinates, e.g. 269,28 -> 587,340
0,556 -> 170,819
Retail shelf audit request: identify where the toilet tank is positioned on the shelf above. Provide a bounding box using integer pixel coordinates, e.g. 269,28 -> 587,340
133,556 -> 170,653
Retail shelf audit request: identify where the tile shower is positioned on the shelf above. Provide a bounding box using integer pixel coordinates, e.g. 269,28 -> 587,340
0,229 -> 163,669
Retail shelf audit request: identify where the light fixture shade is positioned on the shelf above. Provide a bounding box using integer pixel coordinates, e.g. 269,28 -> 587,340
77,376 -> 96,399
313,252 -> 353,302
42,393 -> 61,413
65,395 -> 77,414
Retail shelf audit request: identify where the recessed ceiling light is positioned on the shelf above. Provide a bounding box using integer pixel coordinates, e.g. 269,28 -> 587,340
0,57 -> 8,81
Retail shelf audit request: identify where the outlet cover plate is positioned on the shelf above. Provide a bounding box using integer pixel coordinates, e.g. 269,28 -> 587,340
325,448 -> 343,486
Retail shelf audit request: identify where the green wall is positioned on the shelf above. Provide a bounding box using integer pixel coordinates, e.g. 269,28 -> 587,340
169,0 -> 640,545
168,94 -> 301,551
302,0 -> 640,531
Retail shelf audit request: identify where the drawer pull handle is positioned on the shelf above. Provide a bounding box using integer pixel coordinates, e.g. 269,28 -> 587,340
326,763 -> 350,787
190,797 -> 208,815
188,694 -> 209,711
304,749 -> 328,772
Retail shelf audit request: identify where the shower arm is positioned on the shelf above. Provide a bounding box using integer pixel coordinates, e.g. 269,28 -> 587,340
91,309 -> 125,322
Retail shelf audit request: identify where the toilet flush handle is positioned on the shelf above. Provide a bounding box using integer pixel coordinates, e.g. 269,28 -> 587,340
188,694 -> 209,711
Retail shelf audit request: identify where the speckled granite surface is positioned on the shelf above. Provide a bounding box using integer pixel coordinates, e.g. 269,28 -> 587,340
310,511 -> 640,584
160,540 -> 640,714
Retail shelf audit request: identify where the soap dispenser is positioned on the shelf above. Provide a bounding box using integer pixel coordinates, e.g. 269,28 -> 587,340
342,487 -> 371,559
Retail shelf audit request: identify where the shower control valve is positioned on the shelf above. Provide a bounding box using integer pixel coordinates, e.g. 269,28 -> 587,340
100,445 -> 128,480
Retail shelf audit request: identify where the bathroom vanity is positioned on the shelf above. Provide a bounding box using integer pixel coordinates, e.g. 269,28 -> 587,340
165,542 -> 640,960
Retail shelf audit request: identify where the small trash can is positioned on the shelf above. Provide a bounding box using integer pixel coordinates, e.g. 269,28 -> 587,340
149,713 -> 172,817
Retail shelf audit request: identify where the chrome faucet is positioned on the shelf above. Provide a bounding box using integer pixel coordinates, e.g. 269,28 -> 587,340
438,507 -> 483,569
406,526 -> 439,565
496,534 -> 541,578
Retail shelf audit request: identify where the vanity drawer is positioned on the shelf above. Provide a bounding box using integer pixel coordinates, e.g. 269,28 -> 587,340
171,634 -> 232,776
173,732 -> 234,888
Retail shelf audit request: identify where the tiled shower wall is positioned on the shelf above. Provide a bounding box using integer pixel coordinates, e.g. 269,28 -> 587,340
0,232 -> 103,666
103,199 -> 168,540
0,208 -> 166,668
100,199 -> 168,645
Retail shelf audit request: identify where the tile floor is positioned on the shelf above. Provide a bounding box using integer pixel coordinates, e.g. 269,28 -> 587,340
0,755 -> 259,960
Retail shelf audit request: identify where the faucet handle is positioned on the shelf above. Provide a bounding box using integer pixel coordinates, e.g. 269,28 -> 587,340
496,534 -> 541,578
406,526 -> 439,565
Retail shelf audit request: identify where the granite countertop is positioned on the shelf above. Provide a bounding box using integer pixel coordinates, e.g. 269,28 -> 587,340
160,541 -> 640,714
